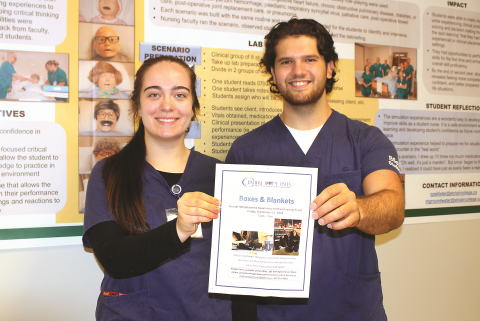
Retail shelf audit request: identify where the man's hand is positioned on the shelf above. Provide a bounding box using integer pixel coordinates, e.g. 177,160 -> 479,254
310,170 -> 405,235
176,192 -> 220,242
311,183 -> 360,230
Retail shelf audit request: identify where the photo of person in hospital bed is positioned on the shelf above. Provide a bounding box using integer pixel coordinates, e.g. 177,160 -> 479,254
18,74 -> 42,92
0,52 -> 34,98
0,50 -> 69,102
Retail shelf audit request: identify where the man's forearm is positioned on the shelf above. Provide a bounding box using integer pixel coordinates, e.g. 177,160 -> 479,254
356,188 -> 405,235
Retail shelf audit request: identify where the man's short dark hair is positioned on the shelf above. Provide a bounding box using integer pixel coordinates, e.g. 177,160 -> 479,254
94,100 -> 120,120
260,18 -> 339,94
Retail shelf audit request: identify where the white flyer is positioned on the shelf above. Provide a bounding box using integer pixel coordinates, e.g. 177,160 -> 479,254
209,164 -> 317,298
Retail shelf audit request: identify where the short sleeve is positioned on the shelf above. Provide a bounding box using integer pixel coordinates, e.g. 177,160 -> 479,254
225,134 -> 258,165
62,69 -> 68,84
360,126 -> 401,181
8,63 -> 15,75
82,160 -> 114,248
226,141 -> 242,164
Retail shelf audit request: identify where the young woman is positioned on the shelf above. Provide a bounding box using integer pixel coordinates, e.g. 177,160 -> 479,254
396,69 -> 408,99
361,67 -> 373,97
44,60 -> 68,87
83,56 -> 231,320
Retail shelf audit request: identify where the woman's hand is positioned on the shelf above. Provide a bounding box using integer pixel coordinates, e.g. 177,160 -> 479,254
176,192 -> 220,242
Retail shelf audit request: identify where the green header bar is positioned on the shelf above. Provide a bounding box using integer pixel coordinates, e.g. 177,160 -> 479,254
0,226 -> 83,241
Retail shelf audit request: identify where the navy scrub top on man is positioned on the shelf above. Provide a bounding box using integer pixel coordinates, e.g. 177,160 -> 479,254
226,110 -> 401,321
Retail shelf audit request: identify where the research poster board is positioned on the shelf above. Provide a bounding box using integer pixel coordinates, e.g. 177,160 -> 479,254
0,0 -> 479,249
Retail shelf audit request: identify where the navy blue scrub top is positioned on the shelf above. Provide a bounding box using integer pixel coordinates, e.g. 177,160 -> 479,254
226,111 -> 400,321
83,150 -> 231,321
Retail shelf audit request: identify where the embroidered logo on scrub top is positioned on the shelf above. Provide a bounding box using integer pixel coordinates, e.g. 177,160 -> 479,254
388,155 -> 400,172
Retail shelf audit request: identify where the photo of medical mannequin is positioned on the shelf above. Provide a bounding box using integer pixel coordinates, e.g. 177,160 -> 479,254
18,74 -> 41,92
79,99 -> 133,137
90,0 -> 127,25
79,138 -> 123,212
93,138 -> 122,163
78,23 -> 134,62
80,0 -> 134,25
92,26 -> 130,62
81,61 -> 130,99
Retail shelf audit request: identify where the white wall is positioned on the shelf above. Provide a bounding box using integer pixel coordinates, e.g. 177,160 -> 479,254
377,218 -> 480,320
0,245 -> 103,321
1,218 -> 480,320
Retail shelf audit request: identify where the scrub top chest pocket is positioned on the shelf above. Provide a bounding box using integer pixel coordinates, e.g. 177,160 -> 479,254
324,170 -> 363,197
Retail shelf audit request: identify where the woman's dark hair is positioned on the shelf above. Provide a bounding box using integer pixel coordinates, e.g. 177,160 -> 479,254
102,55 -> 200,234
260,18 -> 339,94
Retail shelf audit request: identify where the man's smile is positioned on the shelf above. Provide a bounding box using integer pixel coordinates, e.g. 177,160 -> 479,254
290,81 -> 311,87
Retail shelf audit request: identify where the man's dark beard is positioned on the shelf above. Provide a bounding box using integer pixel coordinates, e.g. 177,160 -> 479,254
281,85 -> 324,108
100,120 -> 113,126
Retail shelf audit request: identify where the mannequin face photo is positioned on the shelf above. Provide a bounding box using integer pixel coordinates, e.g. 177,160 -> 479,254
93,27 -> 120,58
99,0 -> 120,19
95,148 -> 117,162
97,72 -> 117,90
96,108 -> 118,132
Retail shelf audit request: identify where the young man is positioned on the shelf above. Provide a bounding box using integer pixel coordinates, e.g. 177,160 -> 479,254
364,58 -> 372,72
372,56 -> 383,78
404,58 -> 415,98
226,19 -> 404,320
382,58 -> 391,77
0,52 -> 33,98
